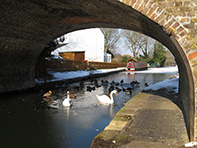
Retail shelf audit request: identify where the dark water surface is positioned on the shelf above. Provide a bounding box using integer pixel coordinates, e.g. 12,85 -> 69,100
0,70 -> 177,148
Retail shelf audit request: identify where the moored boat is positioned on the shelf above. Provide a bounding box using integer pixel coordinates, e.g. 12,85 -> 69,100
126,58 -> 147,71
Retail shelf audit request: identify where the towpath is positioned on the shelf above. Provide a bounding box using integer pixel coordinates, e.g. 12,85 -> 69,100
90,90 -> 189,148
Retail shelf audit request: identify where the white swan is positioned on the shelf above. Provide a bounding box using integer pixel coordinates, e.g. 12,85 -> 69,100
96,90 -> 118,104
62,91 -> 72,106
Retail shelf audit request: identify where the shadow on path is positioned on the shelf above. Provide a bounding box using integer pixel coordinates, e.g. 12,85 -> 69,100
90,88 -> 189,148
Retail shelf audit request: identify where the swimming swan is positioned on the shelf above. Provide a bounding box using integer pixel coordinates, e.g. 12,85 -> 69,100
62,91 -> 72,106
96,90 -> 118,104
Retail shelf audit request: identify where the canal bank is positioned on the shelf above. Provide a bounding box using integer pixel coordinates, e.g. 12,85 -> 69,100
90,89 -> 189,148
35,66 -> 186,147
35,67 -> 126,91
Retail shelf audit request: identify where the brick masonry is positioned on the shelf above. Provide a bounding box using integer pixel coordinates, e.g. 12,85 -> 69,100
119,0 -> 197,142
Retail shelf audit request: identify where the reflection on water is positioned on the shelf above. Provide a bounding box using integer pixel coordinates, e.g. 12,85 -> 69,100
0,71 -> 177,148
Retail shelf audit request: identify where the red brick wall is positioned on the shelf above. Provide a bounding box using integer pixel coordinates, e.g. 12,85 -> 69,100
119,0 -> 197,141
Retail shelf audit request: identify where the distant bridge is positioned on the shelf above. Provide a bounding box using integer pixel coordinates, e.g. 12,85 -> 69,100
0,0 -> 197,141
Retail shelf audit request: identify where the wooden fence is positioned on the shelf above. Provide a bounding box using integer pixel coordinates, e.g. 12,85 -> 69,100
35,59 -> 126,73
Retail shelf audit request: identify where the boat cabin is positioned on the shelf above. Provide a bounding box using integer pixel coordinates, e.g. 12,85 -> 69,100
126,58 -> 137,71
126,58 -> 147,71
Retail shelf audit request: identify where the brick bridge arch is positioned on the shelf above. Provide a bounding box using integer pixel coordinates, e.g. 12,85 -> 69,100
0,0 -> 196,141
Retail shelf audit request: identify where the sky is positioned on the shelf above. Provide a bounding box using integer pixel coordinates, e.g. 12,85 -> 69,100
112,29 -> 156,56
51,28 -> 173,59
51,28 -> 154,57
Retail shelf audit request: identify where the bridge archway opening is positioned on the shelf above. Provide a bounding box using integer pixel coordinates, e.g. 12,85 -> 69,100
1,0 -> 195,141
35,24 -> 193,141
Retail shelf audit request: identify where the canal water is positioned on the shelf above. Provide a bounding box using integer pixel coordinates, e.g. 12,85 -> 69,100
0,69 -> 178,148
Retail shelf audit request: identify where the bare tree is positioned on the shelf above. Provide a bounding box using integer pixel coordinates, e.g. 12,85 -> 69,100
139,36 -> 149,58
139,36 -> 155,59
100,28 -> 121,53
123,30 -> 154,59
123,30 -> 144,58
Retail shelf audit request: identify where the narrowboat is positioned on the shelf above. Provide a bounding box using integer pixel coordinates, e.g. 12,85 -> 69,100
126,58 -> 147,71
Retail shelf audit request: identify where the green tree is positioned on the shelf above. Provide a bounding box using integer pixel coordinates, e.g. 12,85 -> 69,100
106,49 -> 114,58
122,56 -> 131,63
164,50 -> 176,66
152,41 -> 167,67
39,40 -> 58,61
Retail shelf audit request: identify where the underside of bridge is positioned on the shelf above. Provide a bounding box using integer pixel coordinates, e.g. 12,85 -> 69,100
0,0 -> 196,141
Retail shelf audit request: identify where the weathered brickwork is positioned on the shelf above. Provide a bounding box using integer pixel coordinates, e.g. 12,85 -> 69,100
119,0 -> 197,142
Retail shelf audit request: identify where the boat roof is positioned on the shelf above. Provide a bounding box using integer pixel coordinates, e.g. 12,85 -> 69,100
126,58 -> 138,63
